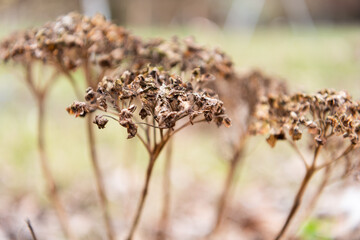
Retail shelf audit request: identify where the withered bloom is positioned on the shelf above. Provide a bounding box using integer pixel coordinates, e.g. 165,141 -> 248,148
252,88 -> 360,240
68,66 -> 231,137
0,12 -> 143,92
135,36 -> 234,78
253,89 -> 360,147
34,12 -> 142,71
93,115 -> 108,129
67,66 -> 231,240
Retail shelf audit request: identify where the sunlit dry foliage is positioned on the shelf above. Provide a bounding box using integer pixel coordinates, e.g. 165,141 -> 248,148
252,89 -> 360,240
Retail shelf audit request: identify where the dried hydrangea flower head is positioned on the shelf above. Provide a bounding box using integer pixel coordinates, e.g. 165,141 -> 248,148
67,66 -> 231,240
212,70 -> 287,142
0,30 -> 38,64
67,66 -> 231,137
135,36 -> 234,78
254,89 -> 360,148
34,12 -> 141,71
252,88 -> 360,240
0,12 -> 143,92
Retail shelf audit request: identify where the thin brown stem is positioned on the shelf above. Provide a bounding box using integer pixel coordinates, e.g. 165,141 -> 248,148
209,137 -> 247,237
275,168 -> 315,240
315,144 -> 354,171
170,119 -> 207,137
137,133 -> 151,154
82,58 -> 115,240
37,97 -> 74,240
64,70 -> 82,100
153,119 -> 157,149
126,129 -> 172,240
83,59 -> 95,89
126,153 -> 158,240
300,165 -> 332,226
87,114 -> 115,240
157,139 -> 173,240
26,219 -> 38,240
288,140 -> 309,170
126,120 -> 205,239
24,64 -> 37,98
275,145 -> 321,240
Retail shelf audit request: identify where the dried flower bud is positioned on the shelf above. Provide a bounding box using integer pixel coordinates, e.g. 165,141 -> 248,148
93,115 -> 108,129
66,101 -> 90,117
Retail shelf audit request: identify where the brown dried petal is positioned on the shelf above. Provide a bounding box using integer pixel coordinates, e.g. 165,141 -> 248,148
66,101 -> 89,117
290,126 -> 302,141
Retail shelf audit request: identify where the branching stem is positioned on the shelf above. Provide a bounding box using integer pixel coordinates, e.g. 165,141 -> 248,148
275,145 -> 322,240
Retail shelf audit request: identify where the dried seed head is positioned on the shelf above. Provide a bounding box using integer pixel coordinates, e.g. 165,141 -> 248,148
1,12 -> 142,71
67,67 -> 231,138
252,89 -> 360,148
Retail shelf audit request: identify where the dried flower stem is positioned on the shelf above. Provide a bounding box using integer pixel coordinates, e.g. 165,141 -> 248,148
315,144 -> 354,170
83,64 -> 115,240
26,219 -> 38,240
210,137 -> 246,236
63,70 -> 82,100
288,140 -> 309,170
275,145 -> 322,240
297,165 -> 332,232
87,115 -> 115,240
157,140 -> 173,240
295,145 -> 354,236
127,121 -> 207,240
126,128 -> 171,240
25,65 -> 74,240
127,154 -> 157,240
38,96 -> 75,240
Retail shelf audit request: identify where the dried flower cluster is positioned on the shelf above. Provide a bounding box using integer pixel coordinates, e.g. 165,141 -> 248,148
0,12 -> 141,71
67,67 -> 231,138
253,89 -> 360,148
210,70 -> 287,138
135,36 -> 234,78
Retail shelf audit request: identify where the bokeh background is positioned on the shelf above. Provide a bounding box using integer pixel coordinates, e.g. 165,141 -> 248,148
1,0 -> 360,239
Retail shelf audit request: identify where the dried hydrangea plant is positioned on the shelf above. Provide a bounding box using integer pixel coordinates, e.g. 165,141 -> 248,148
67,66 -> 231,240
1,12 -> 238,239
205,70 -> 287,236
0,29 -> 76,239
133,35 -> 236,239
252,89 -> 360,239
0,12 -> 144,240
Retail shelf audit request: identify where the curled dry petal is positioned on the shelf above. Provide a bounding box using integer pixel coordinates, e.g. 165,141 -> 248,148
93,115 -> 108,129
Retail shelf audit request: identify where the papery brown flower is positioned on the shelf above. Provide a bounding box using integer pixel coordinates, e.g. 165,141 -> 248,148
66,101 -> 91,117
93,115 -> 108,129
67,66 -> 231,137
253,89 -> 360,147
